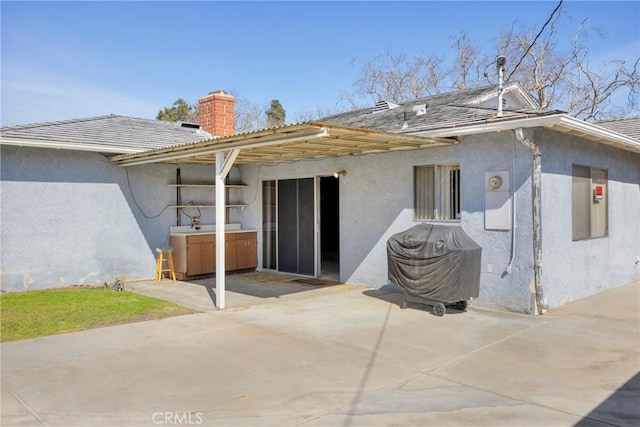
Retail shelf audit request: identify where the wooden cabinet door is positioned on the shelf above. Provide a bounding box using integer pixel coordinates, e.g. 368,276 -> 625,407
244,236 -> 257,269
186,235 -> 215,276
225,240 -> 237,271
170,235 -> 188,275
235,233 -> 257,270
201,242 -> 216,274
187,243 -> 203,275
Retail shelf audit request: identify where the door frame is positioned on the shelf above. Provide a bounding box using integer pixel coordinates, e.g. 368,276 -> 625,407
260,175 -> 339,279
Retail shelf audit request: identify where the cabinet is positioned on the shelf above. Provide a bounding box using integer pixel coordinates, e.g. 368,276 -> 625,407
224,232 -> 258,271
171,234 -> 215,279
235,233 -> 258,270
187,235 -> 215,276
170,231 -> 257,280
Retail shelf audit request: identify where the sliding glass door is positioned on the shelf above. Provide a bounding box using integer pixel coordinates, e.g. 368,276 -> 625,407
262,178 -> 316,276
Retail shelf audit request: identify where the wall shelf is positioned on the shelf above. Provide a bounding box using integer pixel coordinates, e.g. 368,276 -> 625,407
168,184 -> 248,188
171,167 -> 248,225
169,204 -> 247,209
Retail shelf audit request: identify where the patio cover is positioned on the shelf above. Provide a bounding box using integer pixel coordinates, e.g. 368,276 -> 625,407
111,122 -> 457,310
111,122 -> 457,167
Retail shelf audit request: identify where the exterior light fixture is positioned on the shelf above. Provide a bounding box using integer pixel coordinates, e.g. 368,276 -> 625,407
333,170 -> 346,178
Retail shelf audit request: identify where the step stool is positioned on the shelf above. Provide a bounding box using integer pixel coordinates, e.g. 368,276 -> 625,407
155,247 -> 176,281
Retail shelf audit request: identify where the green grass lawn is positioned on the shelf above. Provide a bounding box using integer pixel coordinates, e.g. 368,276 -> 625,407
0,287 -> 197,343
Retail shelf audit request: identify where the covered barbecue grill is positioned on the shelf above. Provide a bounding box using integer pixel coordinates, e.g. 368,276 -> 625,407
387,223 -> 482,316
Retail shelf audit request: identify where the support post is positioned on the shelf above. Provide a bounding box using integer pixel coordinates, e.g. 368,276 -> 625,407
215,152 -> 226,309
214,148 -> 241,310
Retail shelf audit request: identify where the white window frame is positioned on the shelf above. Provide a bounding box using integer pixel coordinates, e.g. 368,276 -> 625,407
414,163 -> 461,221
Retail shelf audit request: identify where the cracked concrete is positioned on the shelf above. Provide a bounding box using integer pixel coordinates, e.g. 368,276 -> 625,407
2,274 -> 638,426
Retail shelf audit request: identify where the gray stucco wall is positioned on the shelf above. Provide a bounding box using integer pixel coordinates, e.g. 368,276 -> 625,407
4,127 -> 636,313
537,128 -> 640,308
0,145 -> 224,291
240,131 -> 538,313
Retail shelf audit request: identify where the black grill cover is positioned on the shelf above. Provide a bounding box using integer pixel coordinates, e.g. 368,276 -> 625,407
387,224 -> 482,302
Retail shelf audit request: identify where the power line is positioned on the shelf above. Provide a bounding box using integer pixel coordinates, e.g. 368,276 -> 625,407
506,0 -> 563,83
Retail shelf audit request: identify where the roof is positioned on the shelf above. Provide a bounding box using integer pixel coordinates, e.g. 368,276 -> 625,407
112,83 -> 640,166
0,115 -> 212,154
4,85 -> 639,168
111,83 -> 551,167
319,83 -> 542,133
596,116 -> 640,141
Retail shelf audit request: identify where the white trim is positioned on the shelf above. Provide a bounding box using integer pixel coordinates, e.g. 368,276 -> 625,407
0,137 -> 141,154
406,114 -> 640,153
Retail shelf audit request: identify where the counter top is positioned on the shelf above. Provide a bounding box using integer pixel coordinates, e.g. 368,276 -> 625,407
169,229 -> 257,236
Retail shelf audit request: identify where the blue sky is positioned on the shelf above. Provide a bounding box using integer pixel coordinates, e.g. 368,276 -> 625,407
2,1 -> 639,126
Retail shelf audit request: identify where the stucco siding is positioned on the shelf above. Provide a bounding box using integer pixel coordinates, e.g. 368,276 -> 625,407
537,128 -> 640,308
0,145 -> 221,291
242,131 -> 537,313
5,125 -> 635,313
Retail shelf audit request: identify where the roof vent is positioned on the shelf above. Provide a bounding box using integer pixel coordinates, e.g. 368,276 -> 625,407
412,104 -> 427,116
180,122 -> 200,129
372,100 -> 400,113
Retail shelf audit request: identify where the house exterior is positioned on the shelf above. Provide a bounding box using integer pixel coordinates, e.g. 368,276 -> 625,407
2,85 -> 638,314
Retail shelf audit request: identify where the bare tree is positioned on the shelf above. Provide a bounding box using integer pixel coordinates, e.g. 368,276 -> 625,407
451,31 -> 489,90
499,14 -> 639,121
345,4 -> 639,121
347,50 -> 447,105
293,104 -> 350,122
232,93 -> 266,133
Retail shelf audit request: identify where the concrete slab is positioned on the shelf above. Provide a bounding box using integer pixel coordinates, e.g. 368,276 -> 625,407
2,275 -> 638,426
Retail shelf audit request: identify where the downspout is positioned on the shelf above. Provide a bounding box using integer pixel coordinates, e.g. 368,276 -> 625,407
514,128 -> 546,315
505,137 -> 517,274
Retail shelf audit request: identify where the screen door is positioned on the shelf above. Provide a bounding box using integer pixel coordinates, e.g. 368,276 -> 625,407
277,178 -> 315,275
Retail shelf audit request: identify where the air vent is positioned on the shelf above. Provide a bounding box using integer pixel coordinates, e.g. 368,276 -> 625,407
412,104 -> 427,116
372,100 -> 400,113
180,122 -> 200,129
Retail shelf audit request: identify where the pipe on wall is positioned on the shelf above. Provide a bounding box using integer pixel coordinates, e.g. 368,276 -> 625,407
505,137 -> 517,274
514,128 -> 546,315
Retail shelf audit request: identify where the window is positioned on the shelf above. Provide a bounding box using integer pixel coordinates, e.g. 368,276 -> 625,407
572,165 -> 608,240
414,164 -> 461,220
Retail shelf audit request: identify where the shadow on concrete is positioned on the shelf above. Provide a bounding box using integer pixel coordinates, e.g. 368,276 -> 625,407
363,283 -> 468,316
575,371 -> 640,426
189,274 -> 340,300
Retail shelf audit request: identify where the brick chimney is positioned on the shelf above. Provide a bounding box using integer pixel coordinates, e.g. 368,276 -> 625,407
198,90 -> 235,137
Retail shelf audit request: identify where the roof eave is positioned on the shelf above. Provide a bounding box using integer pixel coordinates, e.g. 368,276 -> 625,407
0,136 -> 141,154
407,114 -> 640,154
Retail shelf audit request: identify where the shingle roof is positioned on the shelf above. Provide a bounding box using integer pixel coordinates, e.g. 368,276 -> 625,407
319,83 -> 546,133
596,116 -> 640,141
0,115 -> 212,154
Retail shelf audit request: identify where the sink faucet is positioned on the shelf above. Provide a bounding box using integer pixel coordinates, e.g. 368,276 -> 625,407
191,216 -> 201,229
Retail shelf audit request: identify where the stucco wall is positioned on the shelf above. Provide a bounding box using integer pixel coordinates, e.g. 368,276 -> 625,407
0,145 -> 222,291
5,127 -> 635,313
537,128 -> 640,308
240,132 -> 538,313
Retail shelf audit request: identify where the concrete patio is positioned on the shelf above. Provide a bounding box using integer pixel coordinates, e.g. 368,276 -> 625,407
2,273 -> 638,426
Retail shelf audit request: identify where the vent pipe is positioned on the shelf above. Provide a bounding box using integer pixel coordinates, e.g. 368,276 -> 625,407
497,55 -> 506,116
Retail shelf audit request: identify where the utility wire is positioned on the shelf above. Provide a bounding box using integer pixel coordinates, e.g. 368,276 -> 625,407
125,168 -> 171,219
506,0 -> 563,83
